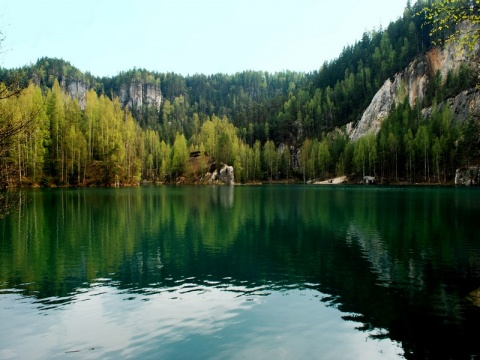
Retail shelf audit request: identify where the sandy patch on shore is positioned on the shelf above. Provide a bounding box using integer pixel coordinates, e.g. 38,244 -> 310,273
314,176 -> 347,185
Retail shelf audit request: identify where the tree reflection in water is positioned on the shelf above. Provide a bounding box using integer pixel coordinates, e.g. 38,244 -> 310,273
1,185 -> 480,358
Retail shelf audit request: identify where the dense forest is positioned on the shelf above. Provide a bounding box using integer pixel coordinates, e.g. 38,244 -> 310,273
0,0 -> 479,187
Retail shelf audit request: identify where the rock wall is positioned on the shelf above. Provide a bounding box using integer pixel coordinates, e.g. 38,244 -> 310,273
349,54 -> 430,141
210,164 -> 235,185
349,76 -> 404,141
118,81 -> 162,110
423,88 -> 480,123
349,25 -> 477,141
448,89 -> 480,122
65,79 -> 89,109
455,166 -> 480,186
60,79 -> 162,112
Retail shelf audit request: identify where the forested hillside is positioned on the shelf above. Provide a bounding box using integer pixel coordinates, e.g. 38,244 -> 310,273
0,0 -> 479,187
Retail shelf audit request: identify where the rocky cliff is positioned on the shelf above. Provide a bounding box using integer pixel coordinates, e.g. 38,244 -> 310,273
422,88 -> 480,122
30,73 -> 90,110
208,163 -> 235,185
349,26 -> 478,141
455,166 -> 480,185
61,79 -> 162,111
117,81 -> 162,110
26,58 -> 163,112
32,77 -> 163,110
64,79 -> 89,109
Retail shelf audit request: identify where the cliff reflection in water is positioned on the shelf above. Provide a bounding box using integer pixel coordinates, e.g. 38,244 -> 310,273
1,185 -> 480,358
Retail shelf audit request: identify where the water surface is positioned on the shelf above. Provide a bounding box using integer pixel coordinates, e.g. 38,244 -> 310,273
1,185 -> 479,359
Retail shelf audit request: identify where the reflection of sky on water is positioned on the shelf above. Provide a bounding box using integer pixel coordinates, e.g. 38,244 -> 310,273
0,280 -> 403,360
6,186 -> 477,358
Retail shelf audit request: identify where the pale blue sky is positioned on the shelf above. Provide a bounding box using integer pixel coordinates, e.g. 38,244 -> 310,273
0,0 -> 408,77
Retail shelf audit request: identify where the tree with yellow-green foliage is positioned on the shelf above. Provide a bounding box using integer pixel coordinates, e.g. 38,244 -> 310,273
264,140 -> 277,181
300,138 -> 313,183
159,140 -> 172,180
317,138 -> 331,179
421,0 -> 480,50
171,132 -> 188,177
421,0 -> 480,170
1,84 -> 49,185
421,0 -> 480,87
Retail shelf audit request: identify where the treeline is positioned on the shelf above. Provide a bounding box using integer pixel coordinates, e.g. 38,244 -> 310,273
1,1 -> 479,186
129,0 -> 431,143
296,97 -> 477,184
0,81 -> 144,186
1,74 -> 476,187
0,81 -> 295,186
1,2 -> 433,146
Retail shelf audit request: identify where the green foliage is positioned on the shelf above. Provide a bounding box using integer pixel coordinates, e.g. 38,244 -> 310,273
0,3 -> 428,146
2,1 -> 479,186
415,125 -> 430,181
0,82 -> 147,186
0,74 -> 473,186
171,132 -> 188,177
263,140 -> 277,181
421,0 -> 480,93
458,116 -> 480,165
371,100 -> 463,184
317,139 -> 332,178
421,0 -> 480,49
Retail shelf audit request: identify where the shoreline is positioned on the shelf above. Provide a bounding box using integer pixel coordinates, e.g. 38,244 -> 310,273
1,178 -> 463,189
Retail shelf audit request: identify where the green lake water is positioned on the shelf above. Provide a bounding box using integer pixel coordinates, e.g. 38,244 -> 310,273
1,185 -> 480,359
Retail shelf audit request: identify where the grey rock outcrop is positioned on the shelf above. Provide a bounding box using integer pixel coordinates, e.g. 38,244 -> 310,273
349,24 -> 477,141
349,55 -> 430,141
118,81 -> 162,110
55,77 -> 162,112
448,89 -> 480,122
468,287 -> 480,307
210,164 -> 235,185
349,76 -> 405,141
65,79 -> 89,109
423,88 -> 480,124
455,166 -> 480,185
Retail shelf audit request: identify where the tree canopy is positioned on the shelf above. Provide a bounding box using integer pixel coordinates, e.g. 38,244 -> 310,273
0,0 -> 479,188
421,0 -> 480,49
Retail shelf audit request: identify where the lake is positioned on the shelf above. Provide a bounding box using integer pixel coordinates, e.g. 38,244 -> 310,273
1,185 -> 480,359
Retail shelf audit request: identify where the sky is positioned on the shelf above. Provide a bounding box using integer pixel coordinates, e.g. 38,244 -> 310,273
0,0 -> 408,77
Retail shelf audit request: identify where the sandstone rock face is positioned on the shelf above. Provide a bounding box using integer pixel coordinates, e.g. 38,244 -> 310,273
448,89 -> 480,122
349,25 -> 478,141
118,81 -> 162,110
455,166 -> 480,186
60,78 -> 162,112
66,80 -> 89,109
349,77 -> 401,141
211,164 -> 234,185
468,287 -> 480,307
423,88 -> 480,124
349,55 -> 430,141
54,78 -> 89,110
